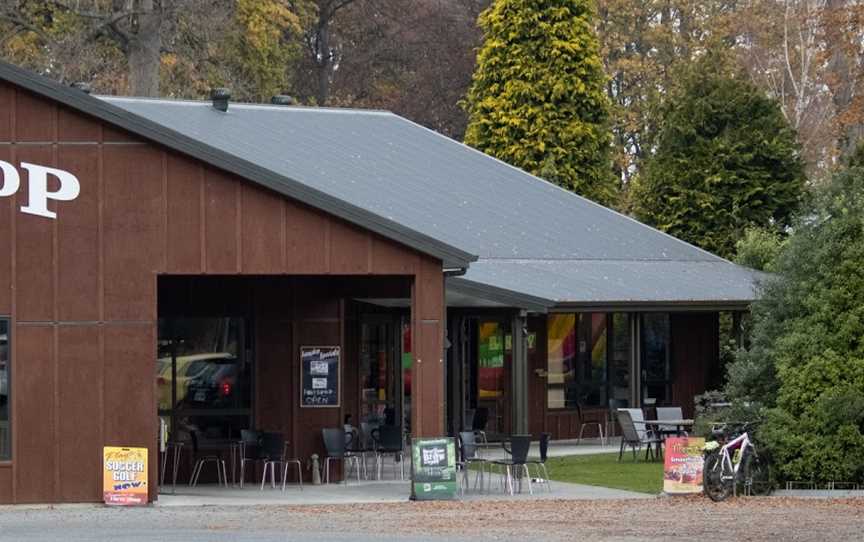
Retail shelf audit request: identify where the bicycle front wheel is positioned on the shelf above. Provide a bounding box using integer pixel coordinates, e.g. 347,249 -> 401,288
703,452 -> 733,502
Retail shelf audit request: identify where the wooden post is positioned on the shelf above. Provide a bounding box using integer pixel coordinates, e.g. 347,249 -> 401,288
410,258 -> 445,437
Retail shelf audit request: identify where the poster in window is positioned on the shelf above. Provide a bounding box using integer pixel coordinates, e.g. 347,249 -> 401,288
300,346 -> 340,408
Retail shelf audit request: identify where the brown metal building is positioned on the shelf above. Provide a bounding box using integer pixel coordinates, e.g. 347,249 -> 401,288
0,62 -> 761,504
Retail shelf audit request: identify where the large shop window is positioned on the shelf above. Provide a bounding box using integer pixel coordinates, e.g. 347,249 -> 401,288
547,313 -> 611,409
641,313 -> 671,405
157,317 -> 252,442
0,319 -> 8,460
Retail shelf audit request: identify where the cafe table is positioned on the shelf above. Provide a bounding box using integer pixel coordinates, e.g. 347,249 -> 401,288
642,419 -> 695,437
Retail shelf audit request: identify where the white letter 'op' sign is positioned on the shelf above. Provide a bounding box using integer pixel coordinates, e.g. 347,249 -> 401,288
0,160 -> 20,197
19,162 -> 81,219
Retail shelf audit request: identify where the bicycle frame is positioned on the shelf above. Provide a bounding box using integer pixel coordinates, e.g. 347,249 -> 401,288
717,431 -> 753,483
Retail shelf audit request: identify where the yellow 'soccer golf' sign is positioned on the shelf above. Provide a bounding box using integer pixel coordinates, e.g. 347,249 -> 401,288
103,446 -> 148,505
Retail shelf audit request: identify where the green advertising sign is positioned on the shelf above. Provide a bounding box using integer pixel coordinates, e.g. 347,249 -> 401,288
411,437 -> 458,501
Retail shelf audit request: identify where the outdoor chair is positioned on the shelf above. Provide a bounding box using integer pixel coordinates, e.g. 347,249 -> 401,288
656,406 -> 686,437
322,427 -> 361,483
189,430 -> 228,487
576,403 -> 606,446
237,429 -> 261,489
356,422 -> 380,478
344,427 -> 368,479
372,425 -> 405,480
526,432 -> 552,493
458,430 -> 489,494
278,439 -> 303,491
491,434 -> 533,495
259,432 -> 302,490
617,409 -> 662,462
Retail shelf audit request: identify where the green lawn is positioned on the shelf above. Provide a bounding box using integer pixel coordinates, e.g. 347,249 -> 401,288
544,452 -> 664,494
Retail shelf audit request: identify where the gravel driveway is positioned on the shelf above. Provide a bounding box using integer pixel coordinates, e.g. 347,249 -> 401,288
0,497 -> 862,541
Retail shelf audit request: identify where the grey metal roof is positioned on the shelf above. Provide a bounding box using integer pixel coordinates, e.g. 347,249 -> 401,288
98,95 -> 758,308
0,60 -> 761,308
101,96 -> 724,263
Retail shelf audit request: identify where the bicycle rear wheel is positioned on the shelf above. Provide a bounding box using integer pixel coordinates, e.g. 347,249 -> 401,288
744,453 -> 773,496
703,452 -> 733,502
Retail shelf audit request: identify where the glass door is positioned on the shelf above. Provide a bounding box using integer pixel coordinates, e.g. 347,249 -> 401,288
359,316 -> 401,429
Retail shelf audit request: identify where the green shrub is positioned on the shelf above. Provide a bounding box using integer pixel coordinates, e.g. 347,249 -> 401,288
726,165 -> 864,483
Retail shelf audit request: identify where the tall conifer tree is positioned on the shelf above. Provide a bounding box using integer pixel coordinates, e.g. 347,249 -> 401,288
463,0 -> 616,206
633,57 -> 805,259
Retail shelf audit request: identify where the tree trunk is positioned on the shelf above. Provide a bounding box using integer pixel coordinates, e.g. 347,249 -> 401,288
126,0 -> 162,97
316,3 -> 332,106
825,0 -> 862,157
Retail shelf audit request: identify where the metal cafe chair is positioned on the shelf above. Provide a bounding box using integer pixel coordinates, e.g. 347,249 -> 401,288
257,432 -> 303,491
279,439 -> 303,491
526,432 -> 552,493
237,429 -> 261,489
458,431 -> 489,494
576,403 -> 607,446
189,430 -> 228,487
656,406 -> 686,437
490,434 -> 533,496
617,409 -> 662,461
321,427 -> 362,483
372,425 -> 405,480
356,422 -> 380,479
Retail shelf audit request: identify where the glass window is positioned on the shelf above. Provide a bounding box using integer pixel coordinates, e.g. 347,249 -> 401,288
547,314 -> 576,409
609,313 -> 631,406
578,313 -> 608,407
478,322 -> 505,399
157,317 -> 251,443
548,313 -> 632,409
0,319 -> 8,460
641,313 -> 671,405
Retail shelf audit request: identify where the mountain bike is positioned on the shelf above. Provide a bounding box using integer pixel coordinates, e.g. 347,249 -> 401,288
703,422 -> 772,501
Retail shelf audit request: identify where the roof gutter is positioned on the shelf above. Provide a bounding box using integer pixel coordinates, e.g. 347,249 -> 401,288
549,300 -> 754,312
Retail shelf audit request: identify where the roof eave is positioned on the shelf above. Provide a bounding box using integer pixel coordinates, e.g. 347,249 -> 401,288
447,277 -> 553,312
0,61 -> 477,268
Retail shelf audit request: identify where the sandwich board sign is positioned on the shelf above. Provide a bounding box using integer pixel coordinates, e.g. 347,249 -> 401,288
103,446 -> 148,505
411,437 -> 457,500
663,437 -> 705,494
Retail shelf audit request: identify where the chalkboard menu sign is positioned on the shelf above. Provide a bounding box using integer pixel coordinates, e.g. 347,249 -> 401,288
411,437 -> 457,500
300,346 -> 340,408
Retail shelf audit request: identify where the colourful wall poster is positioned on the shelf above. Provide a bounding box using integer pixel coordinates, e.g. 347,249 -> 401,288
103,446 -> 148,505
411,437 -> 458,501
663,437 -> 705,494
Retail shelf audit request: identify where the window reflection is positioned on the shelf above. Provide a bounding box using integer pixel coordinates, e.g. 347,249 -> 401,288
157,317 -> 251,443
548,313 -> 631,409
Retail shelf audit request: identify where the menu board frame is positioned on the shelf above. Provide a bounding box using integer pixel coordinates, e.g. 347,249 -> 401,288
300,345 -> 341,408
411,437 -> 458,501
